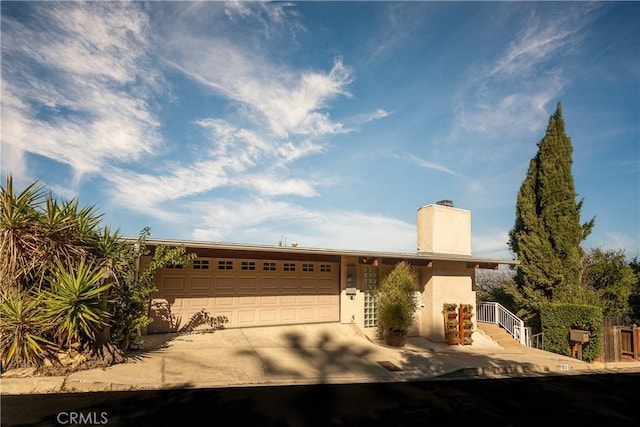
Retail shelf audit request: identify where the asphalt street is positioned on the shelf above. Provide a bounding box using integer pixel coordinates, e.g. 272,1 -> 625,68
3,372 -> 640,427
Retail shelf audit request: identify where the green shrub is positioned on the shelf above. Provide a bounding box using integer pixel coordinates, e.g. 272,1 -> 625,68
108,228 -> 196,350
540,303 -> 603,362
377,261 -> 419,333
44,259 -> 112,347
0,290 -> 53,369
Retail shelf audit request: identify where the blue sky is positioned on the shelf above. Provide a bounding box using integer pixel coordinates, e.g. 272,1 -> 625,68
1,1 -> 638,260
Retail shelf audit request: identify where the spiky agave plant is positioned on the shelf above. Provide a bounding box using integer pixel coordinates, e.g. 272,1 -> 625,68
43,258 -> 112,348
0,289 -> 54,369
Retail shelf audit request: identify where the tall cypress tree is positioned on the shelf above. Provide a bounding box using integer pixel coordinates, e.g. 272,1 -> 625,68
508,103 -> 595,325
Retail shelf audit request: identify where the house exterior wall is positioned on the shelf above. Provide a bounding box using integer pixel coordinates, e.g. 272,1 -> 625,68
339,256 -> 361,326
338,258 -> 433,340
139,202 -> 507,342
417,204 -> 472,255
339,257 -> 383,338
419,260 -> 476,342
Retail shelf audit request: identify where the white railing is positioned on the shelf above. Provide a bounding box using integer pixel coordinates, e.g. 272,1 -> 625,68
477,302 -> 527,345
529,331 -> 544,349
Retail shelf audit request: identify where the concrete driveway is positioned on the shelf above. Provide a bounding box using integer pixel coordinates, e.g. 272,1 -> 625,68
2,322 -> 639,395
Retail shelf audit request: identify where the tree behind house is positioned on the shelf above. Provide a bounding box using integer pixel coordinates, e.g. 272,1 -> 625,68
581,248 -> 637,318
625,256 -> 640,323
475,267 -> 517,311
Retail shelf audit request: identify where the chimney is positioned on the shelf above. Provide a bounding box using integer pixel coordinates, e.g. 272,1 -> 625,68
436,199 -> 454,207
417,201 -> 471,255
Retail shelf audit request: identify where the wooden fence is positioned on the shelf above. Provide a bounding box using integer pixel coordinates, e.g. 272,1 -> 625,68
600,316 -> 639,362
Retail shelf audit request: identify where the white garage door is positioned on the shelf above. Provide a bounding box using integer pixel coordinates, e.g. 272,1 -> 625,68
148,257 -> 340,333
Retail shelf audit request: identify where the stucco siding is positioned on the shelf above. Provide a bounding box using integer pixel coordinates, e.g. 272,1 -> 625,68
420,261 -> 475,342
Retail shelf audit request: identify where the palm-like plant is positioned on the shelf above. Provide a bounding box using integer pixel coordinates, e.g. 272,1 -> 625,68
0,176 -> 46,291
89,226 -> 128,346
44,259 -> 112,347
91,226 -> 127,283
35,196 -> 94,287
1,176 -> 105,292
1,175 -> 197,363
0,290 -> 53,369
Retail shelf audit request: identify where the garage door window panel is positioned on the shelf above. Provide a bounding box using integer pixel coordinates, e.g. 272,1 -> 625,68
218,260 -> 233,270
320,264 -> 332,273
192,259 -> 210,270
165,262 -> 184,269
263,262 -> 277,271
241,261 -> 256,271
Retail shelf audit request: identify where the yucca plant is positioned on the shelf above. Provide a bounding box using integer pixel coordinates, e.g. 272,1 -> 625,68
44,259 -> 112,348
34,196 -> 92,288
1,176 -> 105,292
89,226 -> 128,346
0,289 -> 54,369
91,226 -> 127,282
0,176 -> 46,291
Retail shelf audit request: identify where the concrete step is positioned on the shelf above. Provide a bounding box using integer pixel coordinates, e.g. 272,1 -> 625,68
481,337 -> 521,349
477,322 -> 522,348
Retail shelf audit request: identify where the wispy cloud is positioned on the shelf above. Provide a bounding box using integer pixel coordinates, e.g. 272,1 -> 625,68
451,74 -> 563,145
403,153 -> 457,176
239,174 -> 319,198
105,159 -> 230,210
189,198 -> 416,252
368,2 -> 431,62
276,140 -> 325,164
1,2 -> 162,182
104,112 -> 324,214
472,229 -> 513,259
163,26 -> 352,139
593,231 -> 640,259
161,2 -> 352,138
489,5 -> 600,78
190,198 -> 315,242
490,26 -> 574,78
195,118 -> 273,166
97,3 -> 362,216
446,4 -> 603,164
1,1 -> 380,209
300,211 -> 416,252
385,153 -> 483,192
350,109 -> 392,125
224,1 -> 305,39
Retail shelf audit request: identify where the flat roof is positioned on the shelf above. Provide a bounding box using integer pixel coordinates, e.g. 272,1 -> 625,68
126,237 -> 519,268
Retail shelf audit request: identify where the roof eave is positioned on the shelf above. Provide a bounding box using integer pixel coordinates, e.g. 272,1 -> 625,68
123,237 -> 519,266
